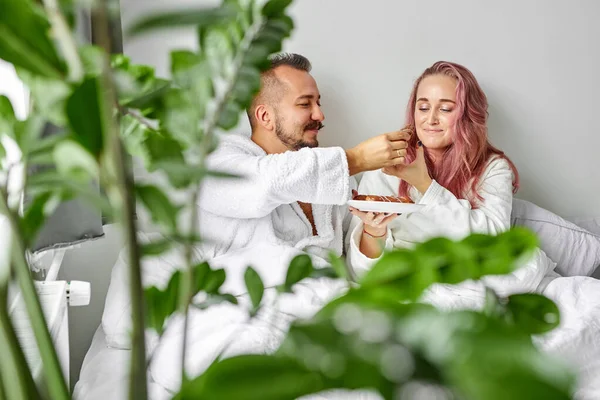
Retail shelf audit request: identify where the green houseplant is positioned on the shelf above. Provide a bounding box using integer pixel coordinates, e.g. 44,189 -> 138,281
0,0 -> 575,399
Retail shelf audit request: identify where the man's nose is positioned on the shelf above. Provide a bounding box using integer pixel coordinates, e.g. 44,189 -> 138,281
312,105 -> 325,122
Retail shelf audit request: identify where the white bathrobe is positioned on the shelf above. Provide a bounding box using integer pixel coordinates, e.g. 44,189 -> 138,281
347,156 -> 557,305
345,156 -> 600,400
198,132 -> 359,267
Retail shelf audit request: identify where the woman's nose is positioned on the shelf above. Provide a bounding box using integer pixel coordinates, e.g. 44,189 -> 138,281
427,111 -> 439,125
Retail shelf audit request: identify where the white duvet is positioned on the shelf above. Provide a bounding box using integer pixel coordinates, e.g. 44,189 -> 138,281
132,242 -> 600,400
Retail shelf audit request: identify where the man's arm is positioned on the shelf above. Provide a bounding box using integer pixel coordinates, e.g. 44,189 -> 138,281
200,130 -> 411,219
200,146 -> 351,219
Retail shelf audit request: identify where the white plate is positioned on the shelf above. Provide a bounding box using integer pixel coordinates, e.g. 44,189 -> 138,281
347,200 -> 424,214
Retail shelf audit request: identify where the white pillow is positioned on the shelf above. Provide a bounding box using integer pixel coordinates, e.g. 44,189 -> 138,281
511,198 -> 600,277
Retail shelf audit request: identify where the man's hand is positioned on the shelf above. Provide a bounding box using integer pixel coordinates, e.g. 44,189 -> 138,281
383,143 -> 433,194
346,130 -> 411,175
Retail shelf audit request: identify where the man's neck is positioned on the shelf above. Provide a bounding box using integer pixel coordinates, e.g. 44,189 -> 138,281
251,130 -> 288,155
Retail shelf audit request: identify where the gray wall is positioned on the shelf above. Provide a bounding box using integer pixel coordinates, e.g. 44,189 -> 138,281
62,0 -> 599,389
122,0 -> 600,218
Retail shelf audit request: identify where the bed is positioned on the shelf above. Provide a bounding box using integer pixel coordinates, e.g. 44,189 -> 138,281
73,199 -> 600,400
72,325 -> 171,400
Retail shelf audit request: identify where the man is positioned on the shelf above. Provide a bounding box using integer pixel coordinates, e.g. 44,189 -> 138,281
199,53 -> 409,266
146,54 -> 411,397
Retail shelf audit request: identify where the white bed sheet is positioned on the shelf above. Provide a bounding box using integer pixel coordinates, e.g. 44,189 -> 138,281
73,325 -> 171,400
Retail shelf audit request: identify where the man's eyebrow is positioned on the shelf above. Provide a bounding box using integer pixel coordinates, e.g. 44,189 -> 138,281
416,97 -> 456,104
296,94 -> 321,101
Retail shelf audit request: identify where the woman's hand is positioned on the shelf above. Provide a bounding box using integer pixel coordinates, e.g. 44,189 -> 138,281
349,191 -> 398,237
382,143 -> 433,194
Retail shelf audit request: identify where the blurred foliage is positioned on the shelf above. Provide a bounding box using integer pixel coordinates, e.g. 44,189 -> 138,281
0,0 -> 575,399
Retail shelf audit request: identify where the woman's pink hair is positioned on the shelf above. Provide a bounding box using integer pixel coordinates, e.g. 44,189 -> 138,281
399,61 -> 519,207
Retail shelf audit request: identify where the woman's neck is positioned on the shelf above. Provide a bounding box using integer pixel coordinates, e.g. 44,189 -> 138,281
427,148 -> 444,167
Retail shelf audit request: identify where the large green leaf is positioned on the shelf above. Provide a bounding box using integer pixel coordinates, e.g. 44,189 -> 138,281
160,88 -> 203,147
174,355 -> 328,400
280,254 -> 313,293
230,65 -> 261,109
13,115 -> 46,156
145,262 -> 227,334
119,114 -> 184,176
0,0 -> 65,78
216,101 -> 240,130
66,77 -> 104,157
26,170 -> 113,217
127,6 -> 235,36
53,140 -> 99,181
27,131 -> 71,165
155,51 -> 214,145
135,184 -> 180,232
140,239 -> 173,257
505,293 -> 561,335
193,293 -> 238,310
445,318 -> 573,400
79,45 -> 104,77
112,54 -> 171,115
262,0 -> 293,18
327,252 -> 350,281
0,95 -> 16,137
16,69 -> 72,126
360,229 -> 539,302
360,249 -> 416,287
244,266 -> 264,315
19,192 -> 54,248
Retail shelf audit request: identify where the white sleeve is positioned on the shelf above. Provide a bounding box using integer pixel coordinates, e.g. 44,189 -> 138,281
345,170 -> 397,277
416,157 -> 514,235
200,146 -> 351,219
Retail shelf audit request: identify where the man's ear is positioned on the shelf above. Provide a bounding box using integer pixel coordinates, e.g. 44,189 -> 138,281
255,104 -> 274,130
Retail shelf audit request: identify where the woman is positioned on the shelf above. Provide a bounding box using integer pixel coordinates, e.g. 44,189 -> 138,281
344,62 -> 600,399
347,61 -> 521,269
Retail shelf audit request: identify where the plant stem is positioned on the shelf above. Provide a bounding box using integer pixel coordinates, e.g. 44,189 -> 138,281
42,0 -> 84,82
0,190 -> 68,400
177,11 -> 269,379
0,285 -> 41,400
122,108 -> 158,132
0,370 -> 5,400
92,2 -> 147,399
179,187 -> 199,385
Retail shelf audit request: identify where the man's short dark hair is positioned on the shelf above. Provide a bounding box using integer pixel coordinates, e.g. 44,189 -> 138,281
247,53 -> 312,129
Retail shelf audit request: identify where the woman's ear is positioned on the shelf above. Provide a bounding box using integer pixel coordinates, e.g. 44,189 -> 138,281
255,104 -> 274,131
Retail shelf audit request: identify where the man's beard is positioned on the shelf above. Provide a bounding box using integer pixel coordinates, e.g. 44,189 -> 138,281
275,118 -> 323,151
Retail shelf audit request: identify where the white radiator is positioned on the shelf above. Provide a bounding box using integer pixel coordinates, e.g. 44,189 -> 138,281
9,279 -> 90,388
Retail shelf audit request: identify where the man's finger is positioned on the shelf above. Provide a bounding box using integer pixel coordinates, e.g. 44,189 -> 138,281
391,148 -> 407,159
386,130 -> 411,142
391,140 -> 409,150
388,156 -> 406,166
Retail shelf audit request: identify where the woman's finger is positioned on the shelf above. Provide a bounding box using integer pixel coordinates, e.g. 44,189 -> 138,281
373,212 -> 388,225
381,213 -> 400,225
